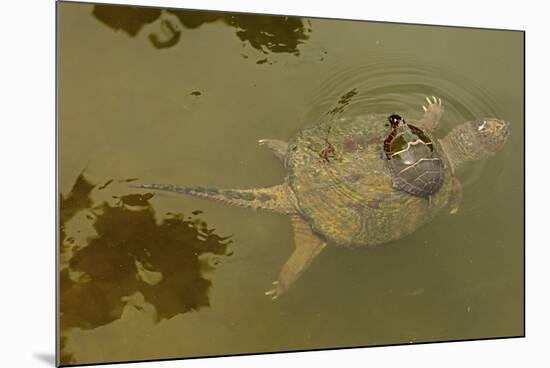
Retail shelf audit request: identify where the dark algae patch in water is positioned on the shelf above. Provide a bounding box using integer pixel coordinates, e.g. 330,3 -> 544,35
92,4 -> 312,55
327,88 -> 359,116
59,173 -> 232,365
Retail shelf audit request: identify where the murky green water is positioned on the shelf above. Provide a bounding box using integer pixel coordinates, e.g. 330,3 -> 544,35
58,2 -> 524,365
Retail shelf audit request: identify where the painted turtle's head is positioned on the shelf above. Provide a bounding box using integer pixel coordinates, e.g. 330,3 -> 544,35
467,118 -> 511,157
387,114 -> 403,128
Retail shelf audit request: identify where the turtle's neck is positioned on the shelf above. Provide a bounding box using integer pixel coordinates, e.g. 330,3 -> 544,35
439,125 -> 477,173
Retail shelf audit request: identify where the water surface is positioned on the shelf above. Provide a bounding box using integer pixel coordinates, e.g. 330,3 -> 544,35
58,2 -> 524,365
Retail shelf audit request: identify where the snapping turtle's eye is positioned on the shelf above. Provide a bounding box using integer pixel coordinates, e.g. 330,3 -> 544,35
477,120 -> 488,132
475,119 -> 507,136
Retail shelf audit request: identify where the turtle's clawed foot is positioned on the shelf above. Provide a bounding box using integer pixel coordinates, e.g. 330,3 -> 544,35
421,96 -> 444,130
422,96 -> 442,111
264,281 -> 281,300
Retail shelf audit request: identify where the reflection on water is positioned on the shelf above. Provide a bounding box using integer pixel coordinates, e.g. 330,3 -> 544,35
59,173 -> 232,365
92,5 -> 161,36
93,4 -> 311,55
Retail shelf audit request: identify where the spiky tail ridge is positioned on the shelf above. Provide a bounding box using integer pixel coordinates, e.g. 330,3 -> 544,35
129,183 -> 297,214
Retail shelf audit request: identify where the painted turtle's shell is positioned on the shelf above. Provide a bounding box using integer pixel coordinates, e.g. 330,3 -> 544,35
383,117 -> 445,198
286,114 -> 453,248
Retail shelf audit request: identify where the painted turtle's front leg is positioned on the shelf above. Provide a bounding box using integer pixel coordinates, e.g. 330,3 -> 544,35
420,96 -> 444,131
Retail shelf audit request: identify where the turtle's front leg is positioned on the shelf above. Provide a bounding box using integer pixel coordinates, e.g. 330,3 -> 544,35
420,96 -> 444,131
448,177 -> 463,214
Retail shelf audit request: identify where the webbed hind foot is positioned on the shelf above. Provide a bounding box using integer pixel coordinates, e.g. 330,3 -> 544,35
264,281 -> 280,300
264,215 -> 326,299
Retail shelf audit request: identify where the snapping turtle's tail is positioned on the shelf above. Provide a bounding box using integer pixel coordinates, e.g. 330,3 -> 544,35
129,183 -> 297,214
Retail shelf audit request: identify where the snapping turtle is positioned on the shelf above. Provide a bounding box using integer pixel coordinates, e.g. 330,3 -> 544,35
131,97 -> 510,298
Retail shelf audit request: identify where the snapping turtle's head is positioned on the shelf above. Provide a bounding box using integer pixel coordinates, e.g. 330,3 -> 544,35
468,118 -> 511,156
441,118 -> 511,171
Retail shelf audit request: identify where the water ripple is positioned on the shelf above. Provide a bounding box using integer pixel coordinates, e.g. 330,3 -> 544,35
301,53 -> 505,188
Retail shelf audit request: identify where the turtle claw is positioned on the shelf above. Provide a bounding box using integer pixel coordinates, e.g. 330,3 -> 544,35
264,281 -> 281,300
421,96 -> 444,130
423,96 -> 442,110
264,288 -> 279,300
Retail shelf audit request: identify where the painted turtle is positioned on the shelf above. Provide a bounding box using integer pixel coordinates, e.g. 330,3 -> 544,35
383,113 -> 445,198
